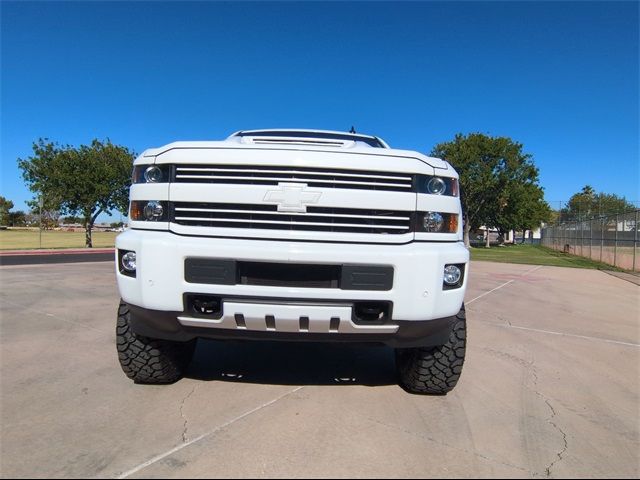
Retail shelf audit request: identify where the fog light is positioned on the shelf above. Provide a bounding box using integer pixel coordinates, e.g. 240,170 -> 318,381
143,201 -> 164,221
443,265 -> 462,286
121,251 -> 136,272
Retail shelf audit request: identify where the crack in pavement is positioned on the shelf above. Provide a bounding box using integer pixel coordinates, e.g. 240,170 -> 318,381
478,347 -> 570,478
179,385 -> 198,443
364,416 -> 535,476
496,314 -> 513,327
529,364 -> 569,478
543,398 -> 569,477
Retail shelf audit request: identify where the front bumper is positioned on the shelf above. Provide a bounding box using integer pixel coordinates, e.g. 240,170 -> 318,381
115,229 -> 468,324
126,302 -> 458,348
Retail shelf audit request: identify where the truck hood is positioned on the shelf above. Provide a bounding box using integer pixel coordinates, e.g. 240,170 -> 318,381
140,140 -> 451,172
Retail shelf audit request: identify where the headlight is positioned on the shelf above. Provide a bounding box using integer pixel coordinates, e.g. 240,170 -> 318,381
132,165 -> 171,184
144,165 -> 163,183
416,176 -> 458,196
427,177 -> 447,195
423,212 -> 444,232
416,212 -> 458,233
130,201 -> 168,221
143,201 -> 164,221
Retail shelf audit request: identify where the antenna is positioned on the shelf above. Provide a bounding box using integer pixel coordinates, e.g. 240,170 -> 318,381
349,126 -> 356,134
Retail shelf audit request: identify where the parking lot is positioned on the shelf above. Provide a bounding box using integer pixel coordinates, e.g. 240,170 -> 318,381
1,260 -> 638,478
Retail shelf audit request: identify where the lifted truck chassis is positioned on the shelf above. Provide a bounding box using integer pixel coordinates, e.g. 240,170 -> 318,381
115,129 -> 469,394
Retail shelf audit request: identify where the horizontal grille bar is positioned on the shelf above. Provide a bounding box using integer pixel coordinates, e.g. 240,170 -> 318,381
176,167 -> 410,181
175,207 -> 410,221
173,217 -> 409,230
173,165 -> 414,192
171,202 -> 412,234
175,174 -> 411,189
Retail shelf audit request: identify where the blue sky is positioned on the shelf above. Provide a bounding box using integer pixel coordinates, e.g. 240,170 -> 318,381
2,1 -> 638,220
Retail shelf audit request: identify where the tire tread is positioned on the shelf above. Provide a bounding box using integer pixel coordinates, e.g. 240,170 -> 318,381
396,305 -> 467,394
116,301 -> 195,384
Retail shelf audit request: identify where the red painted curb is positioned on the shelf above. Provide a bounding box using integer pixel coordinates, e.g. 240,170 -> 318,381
0,248 -> 115,256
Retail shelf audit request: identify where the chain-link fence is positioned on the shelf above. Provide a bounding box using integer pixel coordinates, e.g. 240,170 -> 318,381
549,200 -> 640,224
541,210 -> 639,271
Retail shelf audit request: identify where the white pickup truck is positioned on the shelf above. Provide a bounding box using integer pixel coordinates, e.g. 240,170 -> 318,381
115,129 -> 469,394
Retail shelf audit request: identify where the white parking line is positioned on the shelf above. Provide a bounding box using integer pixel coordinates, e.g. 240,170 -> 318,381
487,322 -> 640,348
466,280 -> 515,305
116,386 -> 305,479
466,265 -> 543,305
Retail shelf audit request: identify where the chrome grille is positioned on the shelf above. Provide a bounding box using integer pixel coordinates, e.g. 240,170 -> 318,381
173,165 -> 414,192
171,203 -> 412,234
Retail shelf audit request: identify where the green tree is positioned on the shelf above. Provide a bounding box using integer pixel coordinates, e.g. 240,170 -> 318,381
0,196 -> 14,225
560,185 -> 635,221
61,215 -> 84,225
7,210 -> 27,227
27,207 -> 61,230
497,183 -> 551,242
492,179 -> 552,242
18,139 -> 134,247
431,133 -> 543,247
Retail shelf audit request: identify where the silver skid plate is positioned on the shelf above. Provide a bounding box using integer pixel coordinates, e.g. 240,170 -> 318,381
178,301 -> 398,334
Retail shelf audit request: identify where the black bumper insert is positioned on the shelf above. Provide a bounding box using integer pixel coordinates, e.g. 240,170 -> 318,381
184,259 -> 393,291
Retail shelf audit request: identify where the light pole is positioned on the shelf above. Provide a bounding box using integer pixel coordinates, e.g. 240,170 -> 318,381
38,195 -> 43,249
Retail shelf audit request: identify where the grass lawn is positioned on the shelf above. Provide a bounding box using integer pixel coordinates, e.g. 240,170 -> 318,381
0,229 -> 118,250
470,243 -> 624,270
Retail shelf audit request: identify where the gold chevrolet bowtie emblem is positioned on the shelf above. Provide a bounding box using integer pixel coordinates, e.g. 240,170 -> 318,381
263,183 -> 323,213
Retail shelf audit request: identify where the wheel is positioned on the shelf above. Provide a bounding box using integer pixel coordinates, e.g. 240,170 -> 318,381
395,305 -> 466,394
116,301 -> 196,384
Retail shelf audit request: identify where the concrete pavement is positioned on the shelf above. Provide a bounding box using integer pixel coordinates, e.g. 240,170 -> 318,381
0,260 -> 638,478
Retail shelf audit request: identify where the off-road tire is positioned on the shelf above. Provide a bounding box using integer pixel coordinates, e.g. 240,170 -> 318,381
395,305 -> 466,394
116,301 -> 196,384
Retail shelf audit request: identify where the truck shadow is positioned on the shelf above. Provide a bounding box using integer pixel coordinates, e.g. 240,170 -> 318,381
186,339 -> 397,387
